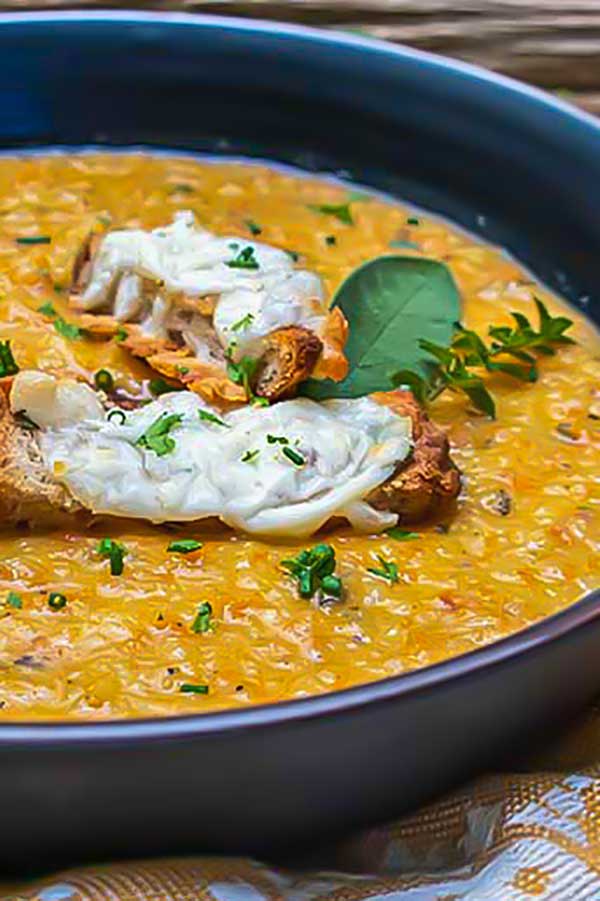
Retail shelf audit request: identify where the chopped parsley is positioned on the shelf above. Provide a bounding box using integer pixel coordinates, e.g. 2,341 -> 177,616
48,592 -> 67,610
226,246 -> 259,270
281,543 -> 343,601
0,340 -> 19,378
282,446 -> 305,467
245,219 -> 262,236
191,602 -> 213,634
385,528 -> 420,541
198,409 -> 229,428
168,539 -> 203,554
267,434 -> 289,445
230,312 -> 255,332
37,303 -> 82,341
308,202 -> 354,225
16,235 -> 51,245
136,413 -> 183,456
179,683 -> 209,695
241,448 -> 260,464
107,409 -> 127,425
97,538 -> 127,576
367,555 -> 399,584
94,369 -> 114,392
6,591 -> 22,609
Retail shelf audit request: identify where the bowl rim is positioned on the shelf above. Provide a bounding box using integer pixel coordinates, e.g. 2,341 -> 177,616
0,7 -> 598,744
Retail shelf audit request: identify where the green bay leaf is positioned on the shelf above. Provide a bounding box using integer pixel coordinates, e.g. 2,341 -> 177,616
301,255 -> 460,400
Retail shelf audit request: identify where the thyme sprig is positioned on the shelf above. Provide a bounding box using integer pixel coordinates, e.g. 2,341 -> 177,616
393,298 -> 575,418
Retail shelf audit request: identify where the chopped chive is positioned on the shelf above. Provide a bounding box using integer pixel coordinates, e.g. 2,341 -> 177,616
308,203 -> 354,225
406,216 -> 420,226
115,327 -> 128,342
176,365 -> 190,375
191,601 -> 213,634
325,235 -> 337,246
94,369 -> 114,392
267,434 -> 289,445
385,528 -> 420,541
149,377 -> 181,397
245,219 -> 262,236
38,302 -> 56,317
285,249 -> 300,262
48,592 -> 67,610
241,449 -> 260,463
282,446 -> 305,466
107,409 -> 127,425
136,413 -> 183,456
367,555 -> 399,584
230,312 -> 255,332
169,183 -> 195,194
37,303 -> 82,341
198,409 -> 229,428
179,683 -> 209,695
168,539 -> 203,554
226,246 -> 259,270
6,591 -> 22,609
281,543 -> 344,602
0,340 -> 19,378
97,538 -> 127,576
16,235 -> 51,245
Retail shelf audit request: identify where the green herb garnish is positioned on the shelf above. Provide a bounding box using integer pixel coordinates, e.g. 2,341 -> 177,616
115,327 -> 128,342
149,377 -> 180,397
385,528 -> 420,541
230,312 -> 255,332
198,409 -> 229,428
6,591 -> 22,609
226,348 -> 259,400
367,555 -> 399,584
107,409 -> 127,425
245,219 -> 262,236
281,543 -> 343,601
308,203 -> 354,225
16,235 -> 51,245
191,601 -> 213,634
267,434 -> 289,445
393,298 -> 575,418
168,539 -> 203,554
179,682 -> 209,695
241,448 -> 260,463
37,303 -> 82,341
48,592 -> 67,610
97,538 -> 127,576
406,216 -> 420,226
226,246 -> 259,270
282,446 -> 305,467
301,256 -> 459,401
94,369 -> 114,392
325,235 -> 337,246
169,183 -> 195,194
136,413 -> 183,456
0,340 -> 19,378
285,249 -> 300,262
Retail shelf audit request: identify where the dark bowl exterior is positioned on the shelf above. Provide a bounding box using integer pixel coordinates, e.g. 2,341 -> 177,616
0,10 -> 598,874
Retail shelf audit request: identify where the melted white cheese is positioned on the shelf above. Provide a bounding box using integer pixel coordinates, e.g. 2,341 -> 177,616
81,211 -> 327,360
11,373 -> 412,537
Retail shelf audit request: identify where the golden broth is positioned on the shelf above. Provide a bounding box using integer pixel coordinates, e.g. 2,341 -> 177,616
0,153 -> 598,720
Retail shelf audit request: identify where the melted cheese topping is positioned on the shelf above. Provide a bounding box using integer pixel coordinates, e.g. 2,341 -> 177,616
80,210 -> 327,359
11,372 -> 411,536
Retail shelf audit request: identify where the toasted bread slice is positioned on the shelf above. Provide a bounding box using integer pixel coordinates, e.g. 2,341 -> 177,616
0,387 -> 83,528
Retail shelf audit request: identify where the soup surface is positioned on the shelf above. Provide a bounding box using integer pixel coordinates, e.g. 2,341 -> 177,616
0,153 -> 598,720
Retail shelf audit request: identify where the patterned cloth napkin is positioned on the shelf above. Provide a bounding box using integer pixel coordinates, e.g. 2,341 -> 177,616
5,702 -> 600,901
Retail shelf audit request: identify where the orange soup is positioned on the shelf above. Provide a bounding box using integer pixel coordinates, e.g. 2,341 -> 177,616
0,153 -> 598,720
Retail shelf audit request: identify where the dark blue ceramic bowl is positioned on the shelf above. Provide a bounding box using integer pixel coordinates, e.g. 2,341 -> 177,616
0,10 -> 599,874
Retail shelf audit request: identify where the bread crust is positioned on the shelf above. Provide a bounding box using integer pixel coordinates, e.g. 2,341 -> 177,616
0,387 -> 83,528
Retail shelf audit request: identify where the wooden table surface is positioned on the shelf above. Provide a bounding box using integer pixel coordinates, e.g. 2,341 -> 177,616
5,1 -> 599,114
